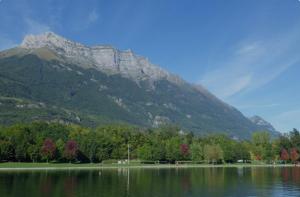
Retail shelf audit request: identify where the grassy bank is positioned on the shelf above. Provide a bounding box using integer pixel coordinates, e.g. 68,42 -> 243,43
0,162 -> 297,171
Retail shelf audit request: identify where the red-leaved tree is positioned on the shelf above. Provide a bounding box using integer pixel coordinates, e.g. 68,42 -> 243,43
255,155 -> 262,161
280,148 -> 290,162
64,140 -> 78,162
41,138 -> 56,163
290,148 -> 299,164
280,148 -> 289,163
180,144 -> 189,158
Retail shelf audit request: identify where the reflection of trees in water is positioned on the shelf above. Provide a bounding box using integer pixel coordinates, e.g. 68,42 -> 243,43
251,167 -> 281,186
116,168 -> 130,197
191,168 -> 225,189
291,167 -> 300,183
250,167 -> 300,196
39,173 -> 53,197
114,168 -> 194,196
63,174 -> 77,197
281,167 -> 300,185
3,168 -> 300,196
250,167 -> 300,187
180,175 -> 191,192
282,168 -> 290,183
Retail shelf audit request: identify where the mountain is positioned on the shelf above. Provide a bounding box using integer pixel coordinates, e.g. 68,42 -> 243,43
0,32 -> 275,138
249,116 -> 278,135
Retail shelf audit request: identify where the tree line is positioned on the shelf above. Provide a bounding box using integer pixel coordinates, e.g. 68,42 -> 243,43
0,122 -> 299,164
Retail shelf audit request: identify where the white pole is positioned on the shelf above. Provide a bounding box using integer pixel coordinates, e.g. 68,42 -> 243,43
128,144 -> 130,165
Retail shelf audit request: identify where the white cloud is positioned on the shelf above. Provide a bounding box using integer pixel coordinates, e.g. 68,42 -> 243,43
0,18 -> 51,50
201,71 -> 253,98
71,9 -> 100,31
236,103 -> 280,110
25,18 -> 51,35
270,109 -> 300,132
87,10 -> 99,24
235,41 -> 264,56
199,28 -> 300,99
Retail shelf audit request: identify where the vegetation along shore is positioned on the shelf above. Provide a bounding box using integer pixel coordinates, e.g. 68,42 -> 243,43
0,122 -> 300,167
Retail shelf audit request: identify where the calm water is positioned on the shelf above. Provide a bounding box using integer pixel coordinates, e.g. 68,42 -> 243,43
1,167 -> 300,197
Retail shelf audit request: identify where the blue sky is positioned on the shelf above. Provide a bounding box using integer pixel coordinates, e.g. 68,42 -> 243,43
0,0 -> 300,132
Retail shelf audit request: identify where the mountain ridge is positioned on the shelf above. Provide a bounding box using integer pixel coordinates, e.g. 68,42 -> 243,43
0,32 -> 278,138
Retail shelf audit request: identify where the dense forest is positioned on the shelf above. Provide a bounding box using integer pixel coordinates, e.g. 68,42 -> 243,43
0,122 -> 299,164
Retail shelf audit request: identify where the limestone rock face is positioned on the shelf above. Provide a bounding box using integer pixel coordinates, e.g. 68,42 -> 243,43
21,32 -> 183,84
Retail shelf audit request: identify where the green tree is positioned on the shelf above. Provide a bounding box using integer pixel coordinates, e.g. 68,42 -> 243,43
235,142 -> 250,162
165,137 -> 181,162
55,139 -> 65,161
80,132 -> 98,163
190,141 -> 203,162
0,140 -> 13,161
251,132 -> 273,162
203,144 -> 224,164
137,144 -> 153,160
290,129 -> 300,150
27,144 -> 40,163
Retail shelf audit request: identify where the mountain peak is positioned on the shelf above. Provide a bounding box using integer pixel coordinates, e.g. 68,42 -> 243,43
249,115 -> 278,134
20,32 -> 84,49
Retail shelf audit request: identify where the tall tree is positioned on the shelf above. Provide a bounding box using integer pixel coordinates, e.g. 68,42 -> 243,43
165,137 -> 181,162
41,138 -> 56,163
64,140 -> 78,162
290,129 -> 300,150
290,148 -> 299,164
235,142 -> 250,162
204,144 -> 224,164
280,148 -> 289,163
0,140 -> 13,161
137,144 -> 153,161
55,139 -> 65,161
190,141 -> 203,162
251,132 -> 273,161
180,144 -> 189,159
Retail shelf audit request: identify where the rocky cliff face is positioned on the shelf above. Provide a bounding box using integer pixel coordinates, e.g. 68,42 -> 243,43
20,32 -> 183,85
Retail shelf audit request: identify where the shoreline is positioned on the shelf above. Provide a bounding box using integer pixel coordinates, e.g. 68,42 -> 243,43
0,163 -> 298,171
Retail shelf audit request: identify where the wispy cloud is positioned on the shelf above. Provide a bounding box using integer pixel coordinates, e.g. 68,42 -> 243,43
270,109 -> 300,132
25,18 -> 51,35
199,27 -> 300,99
201,70 -> 253,98
70,9 -> 100,31
237,103 -> 280,110
87,9 -> 99,24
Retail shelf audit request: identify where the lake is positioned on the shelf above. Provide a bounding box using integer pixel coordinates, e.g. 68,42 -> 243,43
1,167 -> 300,197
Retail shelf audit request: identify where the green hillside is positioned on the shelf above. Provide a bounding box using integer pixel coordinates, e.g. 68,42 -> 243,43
0,50 -> 268,138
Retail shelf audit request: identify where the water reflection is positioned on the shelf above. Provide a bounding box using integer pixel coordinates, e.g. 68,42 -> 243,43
39,175 -> 53,197
1,167 -> 300,197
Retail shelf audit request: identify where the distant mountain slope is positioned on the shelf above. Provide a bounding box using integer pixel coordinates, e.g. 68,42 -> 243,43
249,116 -> 279,135
0,32 -> 276,138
